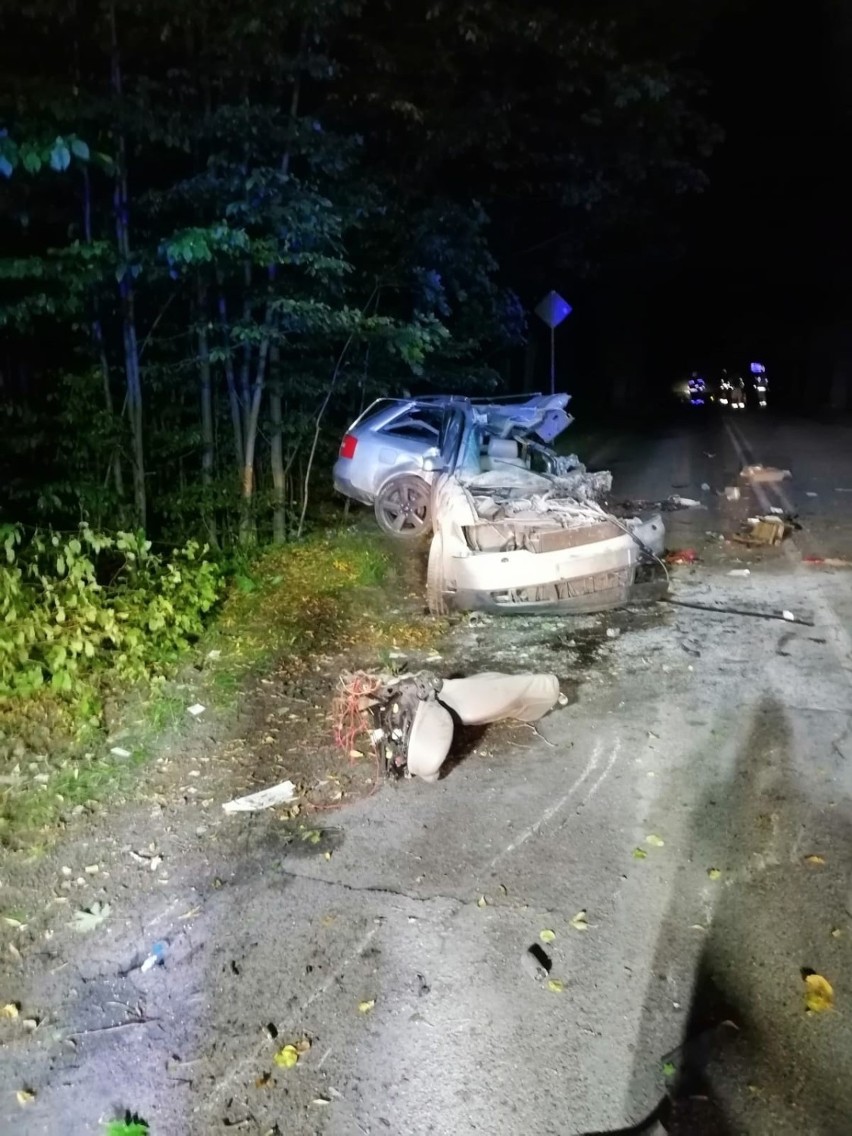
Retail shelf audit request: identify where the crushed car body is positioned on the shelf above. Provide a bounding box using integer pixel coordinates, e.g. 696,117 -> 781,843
333,390 -> 666,615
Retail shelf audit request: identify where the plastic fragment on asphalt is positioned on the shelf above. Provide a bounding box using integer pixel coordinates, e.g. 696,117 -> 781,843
222,780 -> 297,813
782,610 -> 795,622
728,569 -> 751,577
740,465 -> 791,482
187,703 -> 206,717
669,495 -> 702,507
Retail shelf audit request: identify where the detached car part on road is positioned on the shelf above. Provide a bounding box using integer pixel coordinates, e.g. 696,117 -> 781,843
334,391 -> 665,615
341,669 -> 563,782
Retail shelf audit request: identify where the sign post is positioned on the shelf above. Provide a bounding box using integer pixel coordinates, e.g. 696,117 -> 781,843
534,290 -> 572,394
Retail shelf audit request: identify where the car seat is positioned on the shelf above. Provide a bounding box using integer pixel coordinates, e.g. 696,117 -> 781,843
481,436 -> 526,471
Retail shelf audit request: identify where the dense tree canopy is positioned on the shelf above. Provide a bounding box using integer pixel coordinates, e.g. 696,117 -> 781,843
0,0 -> 719,544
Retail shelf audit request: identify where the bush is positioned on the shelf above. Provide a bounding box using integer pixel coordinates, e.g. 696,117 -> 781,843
0,524 -> 222,698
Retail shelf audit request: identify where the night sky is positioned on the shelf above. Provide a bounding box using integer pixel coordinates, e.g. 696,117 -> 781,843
548,0 -> 851,411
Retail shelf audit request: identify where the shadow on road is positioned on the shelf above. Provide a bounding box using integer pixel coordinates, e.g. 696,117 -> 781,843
580,694 -> 852,1135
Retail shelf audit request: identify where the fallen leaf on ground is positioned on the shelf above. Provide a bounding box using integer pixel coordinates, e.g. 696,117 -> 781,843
547,979 -> 565,993
358,999 -> 376,1014
3,917 -> 25,929
2,1003 -> 19,1019
273,1044 -> 299,1068
831,928 -> 842,939
633,848 -> 648,860
70,901 -> 111,932
661,1061 -> 676,1078
570,911 -> 589,932
16,1089 -> 35,1106
477,895 -> 488,908
804,855 -> 826,865
707,868 -> 721,880
646,834 -> 665,848
540,929 -> 556,944
804,973 -> 834,1013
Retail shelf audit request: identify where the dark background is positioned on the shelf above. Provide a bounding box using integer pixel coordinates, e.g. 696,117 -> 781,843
524,0 -> 852,414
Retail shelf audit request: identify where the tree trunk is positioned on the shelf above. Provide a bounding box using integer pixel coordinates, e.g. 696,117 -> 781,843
238,262 -> 253,443
240,309 -> 273,545
197,279 -> 218,547
83,144 -> 124,503
216,286 -> 244,470
269,342 -> 286,543
109,1 -> 145,530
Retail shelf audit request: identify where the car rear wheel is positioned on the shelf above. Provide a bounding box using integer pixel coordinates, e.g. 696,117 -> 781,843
374,475 -> 432,540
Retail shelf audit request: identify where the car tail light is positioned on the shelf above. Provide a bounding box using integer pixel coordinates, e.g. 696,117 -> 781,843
339,434 -> 358,459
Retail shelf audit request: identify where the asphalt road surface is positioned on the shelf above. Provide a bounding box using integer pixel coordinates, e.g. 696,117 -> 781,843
3,409 -> 852,1136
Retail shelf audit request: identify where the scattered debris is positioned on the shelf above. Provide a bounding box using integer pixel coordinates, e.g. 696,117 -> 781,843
803,855 -> 826,866
187,703 -> 206,717
547,979 -> 565,993
606,627 -> 621,639
707,868 -> 721,880
782,610 -> 796,622
741,464 -> 791,483
646,834 -> 665,847
633,848 -> 648,860
335,669 -> 562,782
222,780 -> 297,813
728,569 -> 751,578
2,1002 -> 20,1019
669,495 -> 702,508
540,929 -> 556,944
140,940 -> 168,973
665,549 -> 698,565
358,999 -> 376,1014
732,515 -> 792,546
661,597 -> 815,627
70,901 -> 111,933
724,486 -> 741,502
803,972 -> 834,1014
803,555 -> 852,568
522,944 -> 552,981
806,491 -> 818,497
701,482 -> 711,492
16,1089 -> 36,1106
110,746 -> 132,759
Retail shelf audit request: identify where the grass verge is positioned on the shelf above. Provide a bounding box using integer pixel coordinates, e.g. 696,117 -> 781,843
0,528 -> 442,848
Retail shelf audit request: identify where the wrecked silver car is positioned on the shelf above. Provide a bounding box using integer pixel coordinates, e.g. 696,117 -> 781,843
333,393 -> 573,538
423,396 -> 665,615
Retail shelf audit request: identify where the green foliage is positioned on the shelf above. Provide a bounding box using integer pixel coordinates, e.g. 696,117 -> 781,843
0,524 -> 221,699
103,1116 -> 149,1136
0,131 -> 96,180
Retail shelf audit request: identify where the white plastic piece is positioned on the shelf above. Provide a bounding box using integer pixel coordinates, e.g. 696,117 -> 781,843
222,780 -> 297,813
